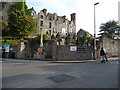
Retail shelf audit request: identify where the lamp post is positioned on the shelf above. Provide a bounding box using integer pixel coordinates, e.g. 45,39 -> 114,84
40,27 -> 43,47
94,2 -> 99,60
39,20 -> 43,47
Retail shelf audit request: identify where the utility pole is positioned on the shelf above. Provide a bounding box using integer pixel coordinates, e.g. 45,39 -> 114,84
94,2 -> 99,60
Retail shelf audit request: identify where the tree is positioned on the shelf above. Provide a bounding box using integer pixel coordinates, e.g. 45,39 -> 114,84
76,36 -> 81,45
56,32 -> 62,45
76,31 -> 93,46
65,34 -> 71,45
77,32 -> 87,46
86,36 -> 94,46
56,32 -> 60,39
99,20 -> 119,39
18,16 -> 36,38
73,34 -> 76,39
35,34 -> 50,41
1,19 -> 9,36
43,34 -> 51,40
8,2 -> 36,38
51,34 -> 55,40
81,32 -> 87,46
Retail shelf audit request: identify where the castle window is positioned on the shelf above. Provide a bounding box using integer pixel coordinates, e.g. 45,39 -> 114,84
31,13 -> 34,16
49,17 -> 52,20
40,21 -> 43,26
41,15 -> 43,19
49,22 -> 52,28
49,30 -> 51,35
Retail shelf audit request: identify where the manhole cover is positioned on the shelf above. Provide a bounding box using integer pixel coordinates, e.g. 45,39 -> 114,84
48,74 -> 75,83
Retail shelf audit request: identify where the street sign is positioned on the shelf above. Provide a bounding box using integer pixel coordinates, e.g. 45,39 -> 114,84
70,46 -> 77,51
77,47 -> 85,53
3,44 -> 10,53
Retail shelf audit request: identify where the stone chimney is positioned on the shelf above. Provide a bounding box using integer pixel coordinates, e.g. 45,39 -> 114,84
42,9 -> 47,15
71,13 -> 76,23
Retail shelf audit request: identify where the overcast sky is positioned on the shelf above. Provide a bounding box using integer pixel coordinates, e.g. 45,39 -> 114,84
26,0 -> 119,36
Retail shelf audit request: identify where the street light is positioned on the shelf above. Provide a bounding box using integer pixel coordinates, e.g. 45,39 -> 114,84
38,20 -> 43,47
94,2 -> 99,60
40,27 -> 43,47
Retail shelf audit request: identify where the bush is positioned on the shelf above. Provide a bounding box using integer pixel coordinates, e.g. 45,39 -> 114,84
67,43 -> 76,46
2,40 -> 27,45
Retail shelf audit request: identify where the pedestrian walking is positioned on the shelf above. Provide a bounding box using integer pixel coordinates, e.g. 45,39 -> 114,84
100,47 -> 106,63
103,49 -> 108,62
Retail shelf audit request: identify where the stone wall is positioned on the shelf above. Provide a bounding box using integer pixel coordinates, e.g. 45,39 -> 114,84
45,40 -> 93,60
11,41 -> 37,59
11,40 -> 93,60
15,42 -> 27,59
56,46 -> 93,60
10,37 -> 120,60
99,37 -> 120,57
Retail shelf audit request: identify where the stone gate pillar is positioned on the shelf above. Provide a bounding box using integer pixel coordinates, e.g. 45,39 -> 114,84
50,40 -> 57,60
16,42 -> 25,59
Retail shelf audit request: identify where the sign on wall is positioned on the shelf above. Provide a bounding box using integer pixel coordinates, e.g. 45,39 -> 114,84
3,44 -> 10,53
70,46 -> 77,51
77,47 -> 85,53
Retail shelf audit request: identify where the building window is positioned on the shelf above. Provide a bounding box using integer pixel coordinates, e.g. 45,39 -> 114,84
41,15 -> 43,19
31,13 -> 34,16
40,21 -> 43,26
49,22 -> 52,28
49,30 -> 51,35
49,17 -> 52,20
2,16 -> 4,20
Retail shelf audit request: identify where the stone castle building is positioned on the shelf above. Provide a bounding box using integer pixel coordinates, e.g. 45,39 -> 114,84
1,1 -> 76,37
0,2 -> 13,21
0,0 -> 24,21
32,9 -> 76,37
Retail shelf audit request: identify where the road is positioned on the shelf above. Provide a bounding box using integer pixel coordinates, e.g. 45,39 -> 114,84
1,58 -> 119,88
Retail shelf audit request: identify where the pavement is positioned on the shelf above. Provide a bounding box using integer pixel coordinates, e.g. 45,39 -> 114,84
50,57 -> 119,63
1,57 -> 119,88
1,57 -> 119,63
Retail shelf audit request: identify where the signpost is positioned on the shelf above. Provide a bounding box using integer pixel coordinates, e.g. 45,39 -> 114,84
3,44 -> 10,53
3,44 -> 10,58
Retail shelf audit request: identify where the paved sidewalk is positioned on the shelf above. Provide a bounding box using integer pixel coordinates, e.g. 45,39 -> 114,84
50,57 -> 119,63
1,57 -> 119,63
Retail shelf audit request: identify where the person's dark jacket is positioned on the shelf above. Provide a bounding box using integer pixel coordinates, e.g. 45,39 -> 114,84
100,49 -> 105,56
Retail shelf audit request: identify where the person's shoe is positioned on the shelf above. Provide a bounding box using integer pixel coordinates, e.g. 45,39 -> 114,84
106,60 -> 108,62
101,60 -> 106,63
101,60 -> 105,63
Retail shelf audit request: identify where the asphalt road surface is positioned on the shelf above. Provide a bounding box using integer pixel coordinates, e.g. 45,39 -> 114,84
1,58 -> 119,88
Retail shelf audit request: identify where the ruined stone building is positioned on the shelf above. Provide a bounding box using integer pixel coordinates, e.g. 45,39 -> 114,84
32,9 -> 76,37
0,2 -> 13,21
1,1 -> 76,38
0,0 -> 21,21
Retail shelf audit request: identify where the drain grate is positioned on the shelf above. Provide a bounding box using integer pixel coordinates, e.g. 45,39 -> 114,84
48,74 -> 75,83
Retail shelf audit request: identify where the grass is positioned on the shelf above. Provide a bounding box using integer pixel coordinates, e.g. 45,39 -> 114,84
67,43 -> 76,46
